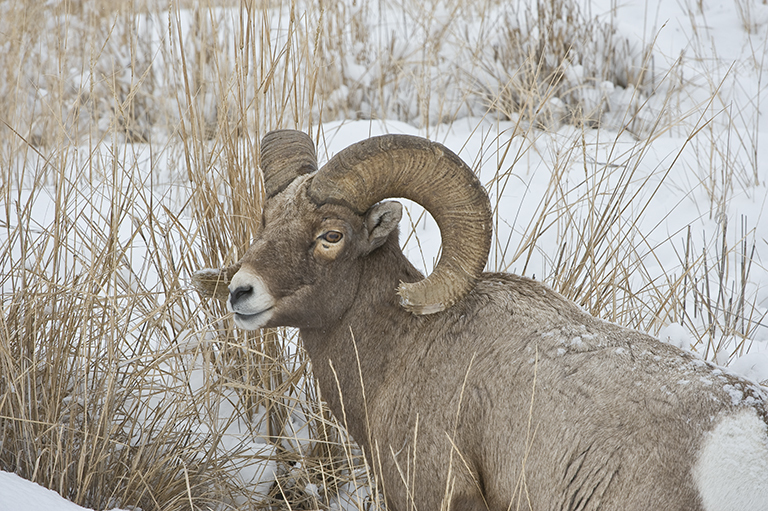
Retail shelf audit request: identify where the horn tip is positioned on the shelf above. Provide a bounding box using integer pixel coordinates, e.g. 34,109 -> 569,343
397,282 -> 449,315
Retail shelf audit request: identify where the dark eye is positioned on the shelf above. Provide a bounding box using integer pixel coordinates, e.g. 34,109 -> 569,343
321,231 -> 343,243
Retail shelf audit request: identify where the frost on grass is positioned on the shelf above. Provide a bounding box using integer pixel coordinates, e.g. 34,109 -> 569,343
2,0 -> 768,510
0,0 -> 658,149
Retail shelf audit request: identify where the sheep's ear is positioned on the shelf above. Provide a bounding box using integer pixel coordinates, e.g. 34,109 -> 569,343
364,201 -> 402,253
191,263 -> 241,300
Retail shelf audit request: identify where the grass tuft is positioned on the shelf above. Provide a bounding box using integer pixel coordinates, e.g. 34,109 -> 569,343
1,0 -> 765,509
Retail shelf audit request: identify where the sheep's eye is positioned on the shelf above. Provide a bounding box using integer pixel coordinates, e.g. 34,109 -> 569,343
321,231 -> 343,243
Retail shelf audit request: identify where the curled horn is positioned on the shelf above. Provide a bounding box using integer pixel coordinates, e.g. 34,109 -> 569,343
262,129 -> 317,198
308,134 -> 492,315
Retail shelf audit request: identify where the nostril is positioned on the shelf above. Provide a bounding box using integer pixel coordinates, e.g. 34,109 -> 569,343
230,285 -> 253,304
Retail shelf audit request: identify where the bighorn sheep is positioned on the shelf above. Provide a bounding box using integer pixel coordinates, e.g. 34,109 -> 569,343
193,130 -> 768,511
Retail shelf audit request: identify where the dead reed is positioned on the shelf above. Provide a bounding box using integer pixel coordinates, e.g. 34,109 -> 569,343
0,0 -> 765,510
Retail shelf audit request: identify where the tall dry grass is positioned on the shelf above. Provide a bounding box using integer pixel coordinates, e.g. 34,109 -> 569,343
0,1 -> 365,509
0,0 -> 765,510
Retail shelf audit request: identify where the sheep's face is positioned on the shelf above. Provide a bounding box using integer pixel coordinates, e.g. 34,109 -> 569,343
227,175 -> 402,330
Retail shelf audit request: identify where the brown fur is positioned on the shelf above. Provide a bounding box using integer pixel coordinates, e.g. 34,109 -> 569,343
222,176 -> 768,511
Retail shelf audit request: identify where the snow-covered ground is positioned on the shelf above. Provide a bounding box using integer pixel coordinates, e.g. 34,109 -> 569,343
0,472 -> 126,511
3,0 -> 768,509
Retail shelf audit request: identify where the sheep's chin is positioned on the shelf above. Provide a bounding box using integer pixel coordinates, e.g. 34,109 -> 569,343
227,271 -> 276,330
233,309 -> 274,330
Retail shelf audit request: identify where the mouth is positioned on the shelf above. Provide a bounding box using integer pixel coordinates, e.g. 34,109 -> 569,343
234,307 -> 273,320
232,307 -> 274,328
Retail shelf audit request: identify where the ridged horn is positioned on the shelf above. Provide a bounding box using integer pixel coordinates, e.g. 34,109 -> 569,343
262,130 -> 317,198
308,134 -> 492,315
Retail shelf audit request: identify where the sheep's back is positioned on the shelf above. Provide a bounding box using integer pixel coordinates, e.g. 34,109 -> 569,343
378,272 -> 768,510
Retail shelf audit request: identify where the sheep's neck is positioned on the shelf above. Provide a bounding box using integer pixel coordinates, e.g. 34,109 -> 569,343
300,237 -> 422,446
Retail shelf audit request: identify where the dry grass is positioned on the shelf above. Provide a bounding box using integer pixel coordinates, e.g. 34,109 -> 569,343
493,117 -> 766,360
0,1 -> 363,509
0,0 -> 765,510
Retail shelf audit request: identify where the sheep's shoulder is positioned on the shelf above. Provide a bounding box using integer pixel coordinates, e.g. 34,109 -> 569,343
453,273 -> 768,416
453,273 -> 604,350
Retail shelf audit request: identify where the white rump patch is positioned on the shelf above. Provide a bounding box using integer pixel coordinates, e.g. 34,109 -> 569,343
693,409 -> 768,511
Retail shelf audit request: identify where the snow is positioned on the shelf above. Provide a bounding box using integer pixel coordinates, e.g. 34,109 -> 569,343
659,322 -> 695,351
730,352 -> 768,385
3,0 -> 768,508
0,471 -> 126,511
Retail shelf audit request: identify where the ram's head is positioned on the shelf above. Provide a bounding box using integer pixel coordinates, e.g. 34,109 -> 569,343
192,130 -> 492,329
